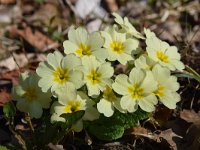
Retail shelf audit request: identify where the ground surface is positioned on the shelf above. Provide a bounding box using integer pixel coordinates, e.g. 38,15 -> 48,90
0,0 -> 200,150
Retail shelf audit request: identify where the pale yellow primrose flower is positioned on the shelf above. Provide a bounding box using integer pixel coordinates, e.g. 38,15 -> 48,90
101,27 -> 139,65
112,68 -> 158,112
12,72 -> 51,118
36,51 -> 83,93
152,65 -> 180,109
63,27 -> 108,62
97,86 -> 125,117
112,12 -> 144,39
51,85 -> 99,132
82,56 -> 114,96
146,36 -> 185,71
134,54 -> 156,70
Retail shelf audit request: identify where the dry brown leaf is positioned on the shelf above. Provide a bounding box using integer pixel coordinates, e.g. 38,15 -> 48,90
0,70 -> 19,85
0,0 -> 15,5
105,0 -> 118,12
48,143 -> 65,150
27,3 -> 64,28
180,109 -> 200,124
0,89 -> 11,106
129,127 -> 149,135
179,124 -> 200,150
11,26 -> 59,51
127,127 -> 182,150
158,129 -> 181,150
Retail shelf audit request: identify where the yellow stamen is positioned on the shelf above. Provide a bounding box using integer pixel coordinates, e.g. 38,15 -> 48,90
23,87 -> 37,102
76,43 -> 92,57
156,51 -> 169,63
103,86 -> 117,102
86,69 -> 101,85
155,84 -> 165,97
53,67 -> 69,84
64,101 -> 81,113
128,84 -> 144,99
110,40 -> 125,54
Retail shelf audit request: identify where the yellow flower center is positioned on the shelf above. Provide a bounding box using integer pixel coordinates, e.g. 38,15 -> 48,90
64,101 -> 81,113
128,84 -> 144,99
86,69 -> 102,85
76,43 -> 92,57
155,84 -> 165,97
110,40 -> 125,54
103,86 -> 117,102
53,67 -> 69,84
156,51 -> 169,63
23,87 -> 37,102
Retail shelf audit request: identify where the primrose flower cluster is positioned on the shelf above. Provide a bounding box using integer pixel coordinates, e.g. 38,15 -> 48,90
12,13 -> 184,132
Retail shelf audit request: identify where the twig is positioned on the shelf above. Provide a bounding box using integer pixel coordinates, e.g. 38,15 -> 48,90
9,124 -> 27,150
10,52 -> 21,71
190,84 -> 200,110
65,0 -> 77,16
26,113 -> 34,133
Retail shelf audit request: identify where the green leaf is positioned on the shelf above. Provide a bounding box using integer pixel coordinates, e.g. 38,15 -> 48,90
52,31 -> 64,41
3,102 -> 16,119
0,145 -> 9,150
60,111 -> 85,127
85,109 -> 149,141
88,124 -> 124,141
174,65 -> 200,83
175,73 -> 200,82
34,0 -> 45,4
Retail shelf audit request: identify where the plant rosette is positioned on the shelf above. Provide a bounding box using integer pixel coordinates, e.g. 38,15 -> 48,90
8,12 -> 186,147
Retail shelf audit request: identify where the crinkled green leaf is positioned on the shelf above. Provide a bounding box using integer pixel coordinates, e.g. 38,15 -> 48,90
85,109 -> 149,141
88,124 -> 124,141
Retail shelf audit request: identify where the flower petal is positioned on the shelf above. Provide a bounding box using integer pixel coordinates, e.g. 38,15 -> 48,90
29,101 -> 43,118
63,40 -> 78,55
97,99 -> 114,117
83,107 -> 100,120
129,68 -> 145,85
141,71 -> 157,94
16,99 -> 29,112
55,82 -> 77,105
152,64 -> 170,83
86,83 -> 100,96
124,38 -> 139,53
92,48 -> 108,62
47,51 -> 63,70
170,59 -> 185,71
98,62 -> 114,78
138,95 -> 157,112
121,95 -> 137,112
69,70 -> 84,89
112,74 -> 130,95
61,54 -> 81,71
12,85 -> 25,99
51,113 -> 65,123
68,27 -> 88,45
159,91 -> 180,109
166,46 -> 180,60
88,32 -> 104,49
82,56 -> 100,71
113,98 -> 126,113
